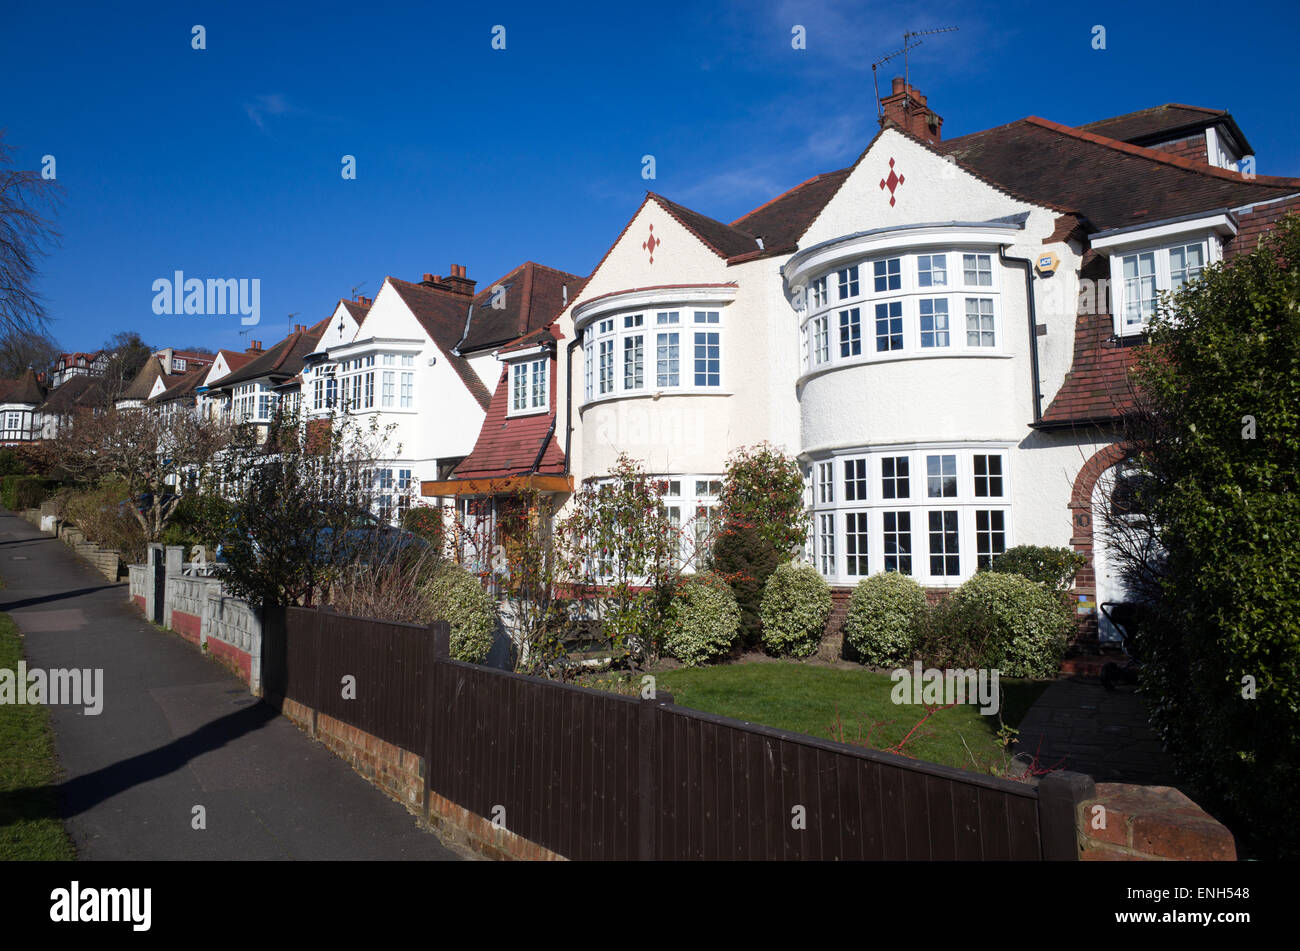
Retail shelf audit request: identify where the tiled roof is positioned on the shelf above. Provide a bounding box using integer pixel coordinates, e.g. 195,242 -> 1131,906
648,193 -> 763,260
450,365 -> 564,480
120,356 -> 168,401
341,299 -> 371,325
150,365 -> 209,403
208,317 -> 330,389
385,278 -> 492,410
457,262 -> 584,355
1038,308 -> 1140,428
0,368 -> 47,405
936,117 -> 1300,231
1078,103 -> 1253,153
729,168 -> 853,252
39,374 -> 105,413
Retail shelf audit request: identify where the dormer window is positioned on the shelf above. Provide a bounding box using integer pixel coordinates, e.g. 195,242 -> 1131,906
509,357 -> 548,415
1093,213 -> 1234,337
1117,240 -> 1208,332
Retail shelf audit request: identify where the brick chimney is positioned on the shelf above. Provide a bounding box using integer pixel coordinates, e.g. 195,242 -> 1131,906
247,340 -> 263,353
420,264 -> 476,297
879,77 -> 943,145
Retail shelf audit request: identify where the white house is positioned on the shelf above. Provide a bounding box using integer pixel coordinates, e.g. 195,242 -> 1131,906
530,80 -> 1300,646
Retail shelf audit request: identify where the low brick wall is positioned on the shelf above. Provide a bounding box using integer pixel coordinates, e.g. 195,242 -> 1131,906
1078,783 -> 1236,861
276,694 -> 562,861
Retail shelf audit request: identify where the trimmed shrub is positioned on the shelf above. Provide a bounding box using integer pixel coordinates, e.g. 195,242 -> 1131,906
664,571 -> 740,667
422,563 -> 497,664
984,545 -> 1087,594
760,561 -> 832,657
710,520 -> 783,649
946,571 -> 1072,678
843,572 -> 928,667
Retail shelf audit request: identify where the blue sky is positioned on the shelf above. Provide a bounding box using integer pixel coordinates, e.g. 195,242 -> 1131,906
4,0 -> 1298,356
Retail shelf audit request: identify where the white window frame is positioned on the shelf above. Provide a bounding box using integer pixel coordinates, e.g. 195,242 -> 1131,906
508,357 -> 549,416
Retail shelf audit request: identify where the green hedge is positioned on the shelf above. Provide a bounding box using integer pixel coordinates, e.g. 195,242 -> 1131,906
422,564 -> 497,664
0,475 -> 55,512
664,571 -> 740,667
983,544 -> 1086,594
944,572 -> 1072,678
843,572 -> 928,667
760,561 -> 832,657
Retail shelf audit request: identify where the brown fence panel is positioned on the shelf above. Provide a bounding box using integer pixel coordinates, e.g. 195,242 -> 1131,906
284,607 -> 432,755
651,704 -> 1043,861
277,608 -> 1068,861
428,661 -> 642,861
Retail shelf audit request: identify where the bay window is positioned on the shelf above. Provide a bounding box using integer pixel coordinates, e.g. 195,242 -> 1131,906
580,305 -> 726,404
808,445 -> 1011,586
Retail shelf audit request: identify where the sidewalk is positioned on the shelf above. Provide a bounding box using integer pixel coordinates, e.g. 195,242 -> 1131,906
0,511 -> 460,860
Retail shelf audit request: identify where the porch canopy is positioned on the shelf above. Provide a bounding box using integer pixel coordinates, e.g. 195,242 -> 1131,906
420,473 -> 574,497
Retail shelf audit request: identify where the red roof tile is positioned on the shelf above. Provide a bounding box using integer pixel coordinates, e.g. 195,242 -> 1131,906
450,364 -> 563,480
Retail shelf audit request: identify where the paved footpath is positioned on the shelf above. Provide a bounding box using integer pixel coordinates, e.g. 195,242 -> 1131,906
0,511 -> 460,860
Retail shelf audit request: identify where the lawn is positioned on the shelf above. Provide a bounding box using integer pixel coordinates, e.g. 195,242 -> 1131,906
0,611 -> 77,860
586,661 -> 1051,777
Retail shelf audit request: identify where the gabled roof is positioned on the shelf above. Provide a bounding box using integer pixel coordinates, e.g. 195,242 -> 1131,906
449,365 -> 563,481
340,299 -> 371,325
119,355 -> 168,401
728,168 -> 854,253
385,278 -> 492,410
207,317 -> 330,390
457,262 -> 584,354
1079,103 -> 1254,154
936,117 -> 1300,232
38,374 -> 105,413
648,193 -> 763,259
150,365 -> 209,404
212,349 -> 256,377
0,368 -> 47,405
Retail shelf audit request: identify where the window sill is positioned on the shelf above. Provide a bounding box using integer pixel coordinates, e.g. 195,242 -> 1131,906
579,389 -> 733,412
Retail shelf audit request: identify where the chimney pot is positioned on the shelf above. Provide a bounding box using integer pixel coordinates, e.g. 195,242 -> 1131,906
423,273 -> 434,283
892,76 -> 905,94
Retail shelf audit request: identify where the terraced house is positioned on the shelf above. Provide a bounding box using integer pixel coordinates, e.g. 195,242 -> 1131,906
472,84 -> 1300,647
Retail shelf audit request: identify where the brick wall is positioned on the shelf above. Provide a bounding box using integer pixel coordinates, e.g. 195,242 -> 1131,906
277,695 -> 563,861
1147,134 -> 1208,164
1225,194 -> 1300,258
1078,783 -> 1236,860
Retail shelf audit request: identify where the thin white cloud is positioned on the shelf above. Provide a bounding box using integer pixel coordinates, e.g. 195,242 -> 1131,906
244,93 -> 295,131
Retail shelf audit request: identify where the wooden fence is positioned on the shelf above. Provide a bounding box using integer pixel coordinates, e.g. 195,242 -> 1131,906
268,606 -> 1083,861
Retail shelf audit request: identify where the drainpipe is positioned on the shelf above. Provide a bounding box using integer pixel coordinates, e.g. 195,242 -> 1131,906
1000,246 -> 1043,423
531,344 -> 559,474
564,332 -> 582,476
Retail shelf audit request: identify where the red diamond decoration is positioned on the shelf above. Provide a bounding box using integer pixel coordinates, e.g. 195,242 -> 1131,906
642,224 -> 661,264
879,158 -> 905,206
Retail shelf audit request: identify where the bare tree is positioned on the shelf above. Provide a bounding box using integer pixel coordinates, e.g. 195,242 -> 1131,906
0,131 -> 62,336
98,331 -> 153,402
0,327 -> 61,377
45,405 -> 232,539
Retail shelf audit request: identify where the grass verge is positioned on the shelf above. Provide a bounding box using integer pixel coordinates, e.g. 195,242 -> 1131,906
0,612 -> 76,859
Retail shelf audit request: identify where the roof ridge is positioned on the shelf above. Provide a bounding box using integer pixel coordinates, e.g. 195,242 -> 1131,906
1023,116 -> 1300,187
1078,103 -> 1226,129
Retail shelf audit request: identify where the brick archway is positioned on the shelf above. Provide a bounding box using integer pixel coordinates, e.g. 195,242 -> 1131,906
1068,444 -> 1127,644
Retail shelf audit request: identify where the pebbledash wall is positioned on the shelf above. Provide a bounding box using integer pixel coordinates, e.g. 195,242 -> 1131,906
128,545 -> 263,692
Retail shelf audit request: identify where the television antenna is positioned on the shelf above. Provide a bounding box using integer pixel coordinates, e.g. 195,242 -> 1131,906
871,27 -> 959,125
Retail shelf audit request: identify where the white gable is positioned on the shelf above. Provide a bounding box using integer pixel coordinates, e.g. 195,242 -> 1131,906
562,196 -> 732,320
800,129 -> 1046,249
316,300 -> 362,351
